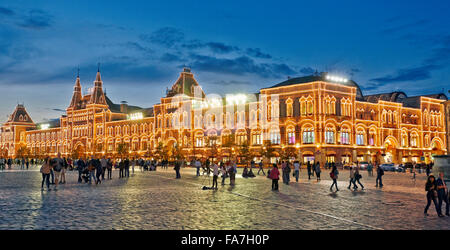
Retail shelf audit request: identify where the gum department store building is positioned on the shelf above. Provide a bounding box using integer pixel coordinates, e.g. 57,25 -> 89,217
0,67 -> 448,164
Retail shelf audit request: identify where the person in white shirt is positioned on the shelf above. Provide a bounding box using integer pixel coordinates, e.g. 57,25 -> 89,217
293,161 -> 300,182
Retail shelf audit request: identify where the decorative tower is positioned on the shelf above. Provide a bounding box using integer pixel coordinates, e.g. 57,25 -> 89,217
89,64 -> 107,105
68,69 -> 82,109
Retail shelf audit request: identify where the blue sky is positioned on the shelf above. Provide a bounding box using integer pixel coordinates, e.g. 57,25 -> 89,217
1,0 -> 449,123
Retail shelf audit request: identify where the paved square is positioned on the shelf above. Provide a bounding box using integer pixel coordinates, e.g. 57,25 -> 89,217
0,166 -> 449,230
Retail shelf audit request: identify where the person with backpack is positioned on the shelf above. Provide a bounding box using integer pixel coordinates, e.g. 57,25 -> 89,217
376,164 -> 384,188
424,175 -> 440,216
40,157 -> 52,191
269,164 -> 280,191
330,164 -> 339,192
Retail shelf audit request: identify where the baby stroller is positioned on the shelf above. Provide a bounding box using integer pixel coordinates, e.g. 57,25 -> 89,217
81,168 -> 90,183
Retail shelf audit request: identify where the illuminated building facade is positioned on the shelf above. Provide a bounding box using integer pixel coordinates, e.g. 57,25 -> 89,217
0,68 -> 447,164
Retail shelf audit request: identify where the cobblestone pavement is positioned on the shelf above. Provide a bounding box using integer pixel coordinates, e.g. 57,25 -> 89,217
0,165 -> 449,230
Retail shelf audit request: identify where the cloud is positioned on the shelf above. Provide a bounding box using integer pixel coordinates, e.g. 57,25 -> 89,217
299,67 -> 315,75
0,6 -> 14,16
140,27 -> 184,48
245,48 -> 272,59
160,53 -> 182,62
51,108 -> 65,112
371,64 -> 439,83
189,54 -> 297,78
17,9 -> 53,30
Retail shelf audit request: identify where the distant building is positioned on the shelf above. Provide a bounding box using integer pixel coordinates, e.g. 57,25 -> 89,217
0,68 -> 447,164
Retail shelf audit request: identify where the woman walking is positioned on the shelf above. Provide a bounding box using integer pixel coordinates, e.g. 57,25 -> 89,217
269,164 -> 280,191
348,166 -> 357,190
282,162 -> 291,185
424,175 -> 440,216
315,162 -> 321,181
40,157 -> 52,191
329,164 -> 339,192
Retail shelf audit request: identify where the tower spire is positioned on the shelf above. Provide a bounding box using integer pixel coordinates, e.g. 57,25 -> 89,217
90,65 -> 107,105
69,68 -> 83,109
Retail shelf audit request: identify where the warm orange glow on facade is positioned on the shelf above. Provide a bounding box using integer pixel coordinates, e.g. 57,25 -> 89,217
0,69 -> 447,164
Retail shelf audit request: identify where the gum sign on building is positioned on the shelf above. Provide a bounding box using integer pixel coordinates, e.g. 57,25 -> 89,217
0,67 -> 447,164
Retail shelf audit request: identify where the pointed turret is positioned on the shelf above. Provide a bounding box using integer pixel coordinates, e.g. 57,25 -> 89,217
68,71 -> 82,109
89,66 -> 107,105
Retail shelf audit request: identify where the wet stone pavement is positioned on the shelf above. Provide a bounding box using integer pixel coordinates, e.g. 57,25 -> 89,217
0,165 -> 449,230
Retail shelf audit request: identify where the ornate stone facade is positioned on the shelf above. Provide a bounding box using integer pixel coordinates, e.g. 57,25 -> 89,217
0,68 -> 447,164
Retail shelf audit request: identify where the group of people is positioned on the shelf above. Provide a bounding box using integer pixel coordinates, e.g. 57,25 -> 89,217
0,157 -> 45,170
424,172 -> 449,217
190,159 -> 238,189
39,154 -> 164,191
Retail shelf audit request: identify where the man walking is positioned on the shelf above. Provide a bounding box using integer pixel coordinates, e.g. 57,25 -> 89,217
195,159 -> 201,177
53,153 -> 64,190
174,160 -> 181,179
257,161 -> 265,176
101,156 -> 107,180
376,163 -> 384,188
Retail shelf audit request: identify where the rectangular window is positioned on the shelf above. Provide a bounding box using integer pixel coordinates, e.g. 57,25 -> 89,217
270,132 -> 280,144
341,132 -> 350,145
325,131 -> 335,144
303,131 -> 314,144
356,134 -> 364,145
288,132 -> 295,144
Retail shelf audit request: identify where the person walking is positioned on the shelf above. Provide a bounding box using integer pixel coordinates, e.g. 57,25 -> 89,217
101,156 -> 107,180
221,164 -> 227,185
131,158 -> 136,174
348,166 -> 357,190
94,158 -> 102,184
119,160 -> 124,178
269,164 -> 280,191
307,161 -> 312,180
315,162 -> 321,181
426,164 -> 431,177
107,158 -> 113,179
330,164 -> 339,192
376,164 -> 384,188
293,160 -> 300,182
211,162 -> 219,189
124,158 -> 130,177
229,161 -> 237,186
436,172 -> 449,217
282,162 -> 291,185
88,158 -> 96,184
354,166 -> 364,190
40,157 -> 52,191
174,160 -> 181,179
60,157 -> 67,184
424,175 -> 440,216
367,162 -> 373,177
195,159 -> 201,177
77,158 -> 86,183
26,158 -> 29,170
257,161 -> 265,176
53,153 -> 64,190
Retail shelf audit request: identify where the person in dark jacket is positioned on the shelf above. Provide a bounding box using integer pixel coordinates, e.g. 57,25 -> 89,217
424,175 -> 440,216
95,159 -> 103,184
330,164 -> 339,192
124,158 -> 130,177
174,161 -> 181,179
77,158 -> 86,183
376,164 -> 384,188
436,172 -> 449,217
282,162 -> 291,185
307,161 -> 312,180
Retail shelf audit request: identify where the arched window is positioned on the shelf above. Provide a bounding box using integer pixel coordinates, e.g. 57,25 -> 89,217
286,126 -> 295,144
325,127 -> 335,144
302,126 -> 314,144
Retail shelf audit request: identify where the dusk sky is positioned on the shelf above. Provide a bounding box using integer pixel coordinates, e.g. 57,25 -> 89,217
1,0 -> 449,123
